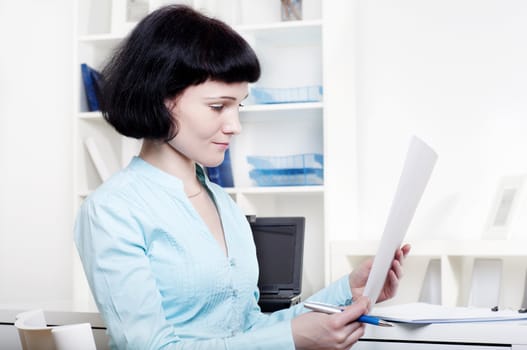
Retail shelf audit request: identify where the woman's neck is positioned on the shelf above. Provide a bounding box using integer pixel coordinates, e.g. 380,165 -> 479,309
139,139 -> 199,189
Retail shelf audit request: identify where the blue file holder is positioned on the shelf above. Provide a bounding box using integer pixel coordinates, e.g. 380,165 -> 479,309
247,153 -> 324,186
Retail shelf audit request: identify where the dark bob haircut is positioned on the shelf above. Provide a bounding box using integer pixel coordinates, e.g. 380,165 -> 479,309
100,5 -> 261,140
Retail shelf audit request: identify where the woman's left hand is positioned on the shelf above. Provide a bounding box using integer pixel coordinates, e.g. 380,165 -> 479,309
349,244 -> 411,304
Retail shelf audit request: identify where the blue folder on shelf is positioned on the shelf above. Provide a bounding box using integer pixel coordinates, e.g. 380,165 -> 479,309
206,149 -> 234,187
81,63 -> 103,111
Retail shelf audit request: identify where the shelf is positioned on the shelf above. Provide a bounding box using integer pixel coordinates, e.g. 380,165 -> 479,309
78,104 -> 321,118
240,103 -> 322,123
77,20 -> 323,44
80,186 -> 323,199
78,111 -> 103,120
78,103 -> 322,118
331,239 -> 527,257
330,239 -> 527,308
242,101 -> 322,112
225,186 -> 324,195
78,33 -> 123,47
235,19 -> 322,33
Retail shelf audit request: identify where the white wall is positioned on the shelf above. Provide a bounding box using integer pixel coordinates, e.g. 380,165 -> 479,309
351,0 -> 527,241
0,1 -> 74,305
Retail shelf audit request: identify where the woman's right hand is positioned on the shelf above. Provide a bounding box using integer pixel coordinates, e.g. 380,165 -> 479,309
291,296 -> 370,350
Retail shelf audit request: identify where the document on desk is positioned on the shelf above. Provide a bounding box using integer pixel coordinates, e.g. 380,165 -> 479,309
371,302 -> 527,324
363,136 -> 438,305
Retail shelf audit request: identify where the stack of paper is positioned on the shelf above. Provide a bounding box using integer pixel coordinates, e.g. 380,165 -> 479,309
371,302 -> 527,324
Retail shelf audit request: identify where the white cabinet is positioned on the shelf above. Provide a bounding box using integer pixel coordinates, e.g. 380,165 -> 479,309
73,0 -> 326,308
330,239 -> 527,309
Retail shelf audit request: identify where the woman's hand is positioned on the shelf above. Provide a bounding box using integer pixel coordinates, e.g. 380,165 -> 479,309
349,244 -> 411,303
292,296 -> 370,350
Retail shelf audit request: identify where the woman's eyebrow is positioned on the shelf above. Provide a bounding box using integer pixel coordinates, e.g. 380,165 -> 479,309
204,96 -> 236,100
204,94 -> 249,100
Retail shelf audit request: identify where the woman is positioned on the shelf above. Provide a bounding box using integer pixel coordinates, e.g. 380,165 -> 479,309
74,5 -> 410,349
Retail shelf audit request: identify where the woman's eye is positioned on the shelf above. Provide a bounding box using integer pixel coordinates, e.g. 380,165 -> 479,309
210,104 -> 224,111
238,103 -> 245,108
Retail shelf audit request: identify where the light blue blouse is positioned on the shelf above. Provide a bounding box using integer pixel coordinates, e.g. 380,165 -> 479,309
74,156 -> 353,350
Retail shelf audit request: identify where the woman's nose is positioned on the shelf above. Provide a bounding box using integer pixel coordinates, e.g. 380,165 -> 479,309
223,109 -> 242,135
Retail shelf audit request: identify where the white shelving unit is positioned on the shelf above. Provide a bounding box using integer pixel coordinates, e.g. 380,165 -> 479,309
73,0 -> 327,309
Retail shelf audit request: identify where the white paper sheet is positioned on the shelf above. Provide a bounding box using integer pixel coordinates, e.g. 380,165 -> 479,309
371,302 -> 527,324
363,136 -> 438,305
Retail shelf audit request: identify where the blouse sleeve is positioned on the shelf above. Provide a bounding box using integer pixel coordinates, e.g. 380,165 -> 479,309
75,196 -> 174,349
305,274 -> 354,306
246,274 -> 353,332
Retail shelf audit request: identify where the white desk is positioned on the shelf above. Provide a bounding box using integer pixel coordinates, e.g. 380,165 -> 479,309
357,321 -> 527,349
2,306 -> 526,349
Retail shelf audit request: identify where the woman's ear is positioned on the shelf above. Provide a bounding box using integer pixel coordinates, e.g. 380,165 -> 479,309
164,98 -> 176,114
164,98 -> 180,125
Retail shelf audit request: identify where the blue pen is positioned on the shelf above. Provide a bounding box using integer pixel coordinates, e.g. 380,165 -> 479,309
304,301 -> 393,327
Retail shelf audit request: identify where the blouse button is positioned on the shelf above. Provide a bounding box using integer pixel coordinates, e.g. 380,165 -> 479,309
229,258 -> 236,267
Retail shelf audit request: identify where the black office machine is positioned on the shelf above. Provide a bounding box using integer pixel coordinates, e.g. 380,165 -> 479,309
248,216 -> 305,312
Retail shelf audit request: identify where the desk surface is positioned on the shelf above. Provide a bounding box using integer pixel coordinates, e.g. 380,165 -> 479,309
0,303 -> 105,328
2,305 -> 526,346
364,321 -> 527,345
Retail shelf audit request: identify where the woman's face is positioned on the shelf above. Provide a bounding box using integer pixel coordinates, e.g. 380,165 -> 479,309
166,80 -> 248,167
